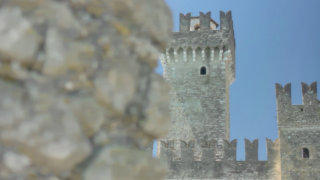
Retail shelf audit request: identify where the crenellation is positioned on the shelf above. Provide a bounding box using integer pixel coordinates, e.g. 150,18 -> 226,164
223,139 -> 237,161
302,82 -> 318,105
179,11 -> 219,33
159,139 -> 278,179
159,139 -> 273,163
245,139 -> 259,162
179,13 -> 191,32
220,11 -> 233,32
276,82 -> 320,128
179,11 -> 232,33
199,12 -> 211,31
275,83 -> 292,105
266,138 -> 280,162
160,10 -> 319,179
277,82 -> 320,179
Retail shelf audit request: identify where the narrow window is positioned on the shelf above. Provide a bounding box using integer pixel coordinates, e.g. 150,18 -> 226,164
168,48 -> 174,61
187,47 -> 192,61
205,47 -> 211,61
200,66 -> 206,75
177,48 -> 183,62
195,47 -> 202,60
302,148 -> 309,159
214,47 -> 220,61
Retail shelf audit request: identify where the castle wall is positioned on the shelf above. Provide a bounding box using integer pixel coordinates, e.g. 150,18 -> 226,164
162,45 -> 229,142
159,139 -> 280,179
276,82 -> 320,179
159,10 -> 320,180
160,12 -> 235,156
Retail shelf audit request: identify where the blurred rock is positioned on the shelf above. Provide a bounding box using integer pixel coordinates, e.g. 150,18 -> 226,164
83,146 -> 167,180
42,27 -> 96,76
0,7 -> 40,63
70,96 -> 106,138
94,69 -> 137,112
0,0 -> 172,179
143,74 -> 171,138
0,80 -> 92,173
3,151 -> 30,172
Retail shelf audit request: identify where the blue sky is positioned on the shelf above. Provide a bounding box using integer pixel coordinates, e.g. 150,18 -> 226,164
154,0 -> 320,160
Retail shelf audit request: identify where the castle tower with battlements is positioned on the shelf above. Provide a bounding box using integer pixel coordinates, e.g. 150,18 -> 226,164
159,11 -> 235,160
276,82 -> 320,179
157,11 -> 320,180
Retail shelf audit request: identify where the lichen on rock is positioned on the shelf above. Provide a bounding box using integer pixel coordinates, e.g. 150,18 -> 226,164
0,0 -> 172,179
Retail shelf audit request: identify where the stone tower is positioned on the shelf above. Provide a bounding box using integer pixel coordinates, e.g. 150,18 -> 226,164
159,11 -> 235,159
276,82 -> 320,179
157,10 -> 319,180
158,13 -> 280,179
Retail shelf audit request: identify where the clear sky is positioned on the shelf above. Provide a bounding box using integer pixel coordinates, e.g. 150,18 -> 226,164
154,0 -> 320,160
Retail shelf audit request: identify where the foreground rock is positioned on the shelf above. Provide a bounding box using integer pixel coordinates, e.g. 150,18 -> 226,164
0,0 -> 172,179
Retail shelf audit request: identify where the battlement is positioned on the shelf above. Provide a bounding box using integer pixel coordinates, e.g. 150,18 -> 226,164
167,11 -> 234,49
179,11 -> 233,32
276,82 -> 320,127
159,138 -> 279,179
159,138 -> 278,163
160,11 -> 236,84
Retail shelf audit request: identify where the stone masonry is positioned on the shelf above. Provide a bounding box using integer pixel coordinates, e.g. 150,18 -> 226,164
159,11 -> 320,180
160,11 -> 235,160
276,82 -> 320,179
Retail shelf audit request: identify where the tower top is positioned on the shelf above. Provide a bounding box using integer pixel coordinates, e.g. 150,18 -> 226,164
180,12 -> 219,32
276,82 -> 320,127
179,11 -> 233,33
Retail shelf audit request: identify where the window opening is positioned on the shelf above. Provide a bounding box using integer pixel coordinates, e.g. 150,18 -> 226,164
302,148 -> 310,159
187,47 -> 192,61
200,66 -> 206,75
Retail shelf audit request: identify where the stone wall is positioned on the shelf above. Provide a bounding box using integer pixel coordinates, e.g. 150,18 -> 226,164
158,11 -> 283,180
159,11 -> 235,160
159,139 -> 280,179
0,0 -> 172,179
276,82 -> 320,179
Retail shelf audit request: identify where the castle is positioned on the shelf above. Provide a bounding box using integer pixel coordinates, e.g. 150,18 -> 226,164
157,11 -> 320,179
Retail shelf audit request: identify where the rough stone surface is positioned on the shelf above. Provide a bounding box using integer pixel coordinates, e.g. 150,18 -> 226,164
276,82 -> 320,179
83,146 -> 167,180
143,74 -> 171,138
0,7 -> 41,63
0,0 -> 172,179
